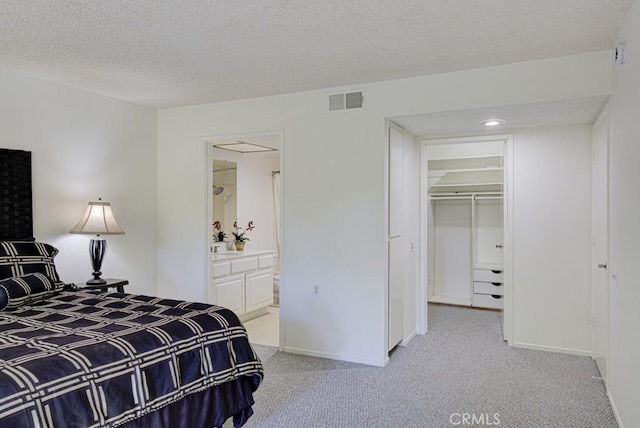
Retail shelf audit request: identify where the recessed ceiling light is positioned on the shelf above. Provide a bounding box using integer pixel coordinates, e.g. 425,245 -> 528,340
481,119 -> 505,127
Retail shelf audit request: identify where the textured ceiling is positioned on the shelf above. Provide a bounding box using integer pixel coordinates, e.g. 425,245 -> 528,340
0,0 -> 632,108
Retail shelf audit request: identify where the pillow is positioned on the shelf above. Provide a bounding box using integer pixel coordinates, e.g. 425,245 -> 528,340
0,241 -> 63,289
0,273 -> 58,310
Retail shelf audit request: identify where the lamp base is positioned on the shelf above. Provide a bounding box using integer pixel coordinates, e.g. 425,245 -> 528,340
87,236 -> 108,286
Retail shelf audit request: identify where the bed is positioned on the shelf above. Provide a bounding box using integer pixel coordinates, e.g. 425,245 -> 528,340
0,240 -> 263,428
0,148 -> 263,427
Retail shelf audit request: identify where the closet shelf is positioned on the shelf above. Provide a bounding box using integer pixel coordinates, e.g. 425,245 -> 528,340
428,168 -> 502,192
431,182 -> 503,188
428,155 -> 503,172
429,154 -> 503,161
429,166 -> 503,177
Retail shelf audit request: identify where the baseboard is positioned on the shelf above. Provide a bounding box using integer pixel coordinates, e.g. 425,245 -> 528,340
607,390 -> 624,428
511,341 -> 591,357
283,346 -> 387,367
428,295 -> 472,306
400,330 -> 417,347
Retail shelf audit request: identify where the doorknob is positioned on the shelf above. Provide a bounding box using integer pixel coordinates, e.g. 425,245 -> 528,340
496,244 -> 504,249
597,263 -> 607,269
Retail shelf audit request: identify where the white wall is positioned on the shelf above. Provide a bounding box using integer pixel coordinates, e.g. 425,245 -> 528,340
608,0 -> 640,424
0,70 -> 158,295
157,51 -> 612,366
512,125 -> 593,354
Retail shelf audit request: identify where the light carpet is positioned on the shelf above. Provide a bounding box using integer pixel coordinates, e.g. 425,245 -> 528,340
229,304 -> 617,428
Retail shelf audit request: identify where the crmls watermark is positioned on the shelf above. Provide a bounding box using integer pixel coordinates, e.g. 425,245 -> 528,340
449,413 -> 501,426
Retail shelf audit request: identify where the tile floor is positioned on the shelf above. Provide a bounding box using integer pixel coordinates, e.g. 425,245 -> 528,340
244,306 -> 279,347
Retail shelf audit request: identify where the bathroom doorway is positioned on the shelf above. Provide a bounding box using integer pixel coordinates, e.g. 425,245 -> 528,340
205,131 -> 284,348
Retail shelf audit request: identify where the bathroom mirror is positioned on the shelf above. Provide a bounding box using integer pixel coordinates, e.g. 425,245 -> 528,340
212,159 -> 237,240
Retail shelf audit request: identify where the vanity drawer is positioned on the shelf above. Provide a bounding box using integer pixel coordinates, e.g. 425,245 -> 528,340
473,269 -> 503,283
474,281 -> 504,296
472,293 -> 503,309
231,257 -> 258,273
258,255 -> 273,269
212,262 -> 231,278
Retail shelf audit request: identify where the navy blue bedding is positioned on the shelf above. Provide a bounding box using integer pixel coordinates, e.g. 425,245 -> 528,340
0,290 -> 263,427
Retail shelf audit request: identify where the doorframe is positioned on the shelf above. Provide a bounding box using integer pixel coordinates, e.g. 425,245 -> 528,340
204,130 -> 285,350
591,104 -> 609,380
418,134 -> 514,343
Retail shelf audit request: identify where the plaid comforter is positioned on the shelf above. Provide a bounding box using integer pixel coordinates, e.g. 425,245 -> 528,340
0,290 -> 263,427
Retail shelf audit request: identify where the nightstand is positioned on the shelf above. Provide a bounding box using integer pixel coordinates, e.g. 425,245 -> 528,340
80,278 -> 129,293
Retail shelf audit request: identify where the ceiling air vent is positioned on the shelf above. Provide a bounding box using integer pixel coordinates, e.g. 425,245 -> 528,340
328,90 -> 365,112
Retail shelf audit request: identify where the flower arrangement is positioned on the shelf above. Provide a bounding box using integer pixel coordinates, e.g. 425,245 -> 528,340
232,220 -> 254,243
213,221 -> 226,242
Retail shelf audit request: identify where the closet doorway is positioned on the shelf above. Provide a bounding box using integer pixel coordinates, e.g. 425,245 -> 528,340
419,135 -> 514,342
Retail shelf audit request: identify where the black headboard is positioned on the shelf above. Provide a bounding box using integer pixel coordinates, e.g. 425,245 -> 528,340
0,148 -> 34,241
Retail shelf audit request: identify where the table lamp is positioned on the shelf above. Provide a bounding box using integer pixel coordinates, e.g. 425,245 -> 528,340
70,198 -> 125,284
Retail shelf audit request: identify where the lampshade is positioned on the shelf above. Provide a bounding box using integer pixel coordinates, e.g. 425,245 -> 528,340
70,199 -> 125,235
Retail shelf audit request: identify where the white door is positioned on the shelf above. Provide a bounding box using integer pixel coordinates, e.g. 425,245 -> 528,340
475,198 -> 503,268
592,109 -> 609,381
388,124 -> 404,350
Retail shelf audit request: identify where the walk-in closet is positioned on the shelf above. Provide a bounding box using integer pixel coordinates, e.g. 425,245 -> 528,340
426,140 -> 505,310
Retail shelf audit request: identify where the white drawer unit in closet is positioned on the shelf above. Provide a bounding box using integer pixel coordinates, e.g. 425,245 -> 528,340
473,269 -> 503,283
473,281 -> 503,296
472,268 -> 504,310
472,293 -> 503,310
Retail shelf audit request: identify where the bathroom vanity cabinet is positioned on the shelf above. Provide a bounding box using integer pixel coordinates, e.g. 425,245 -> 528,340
211,249 -> 274,321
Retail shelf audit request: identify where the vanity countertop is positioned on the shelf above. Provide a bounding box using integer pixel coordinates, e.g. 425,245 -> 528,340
212,249 -> 274,261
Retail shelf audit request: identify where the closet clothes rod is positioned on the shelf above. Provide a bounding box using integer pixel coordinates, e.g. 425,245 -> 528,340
474,195 -> 503,200
429,195 -> 473,201
429,192 -> 503,201
429,192 -> 474,197
429,191 -> 502,195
